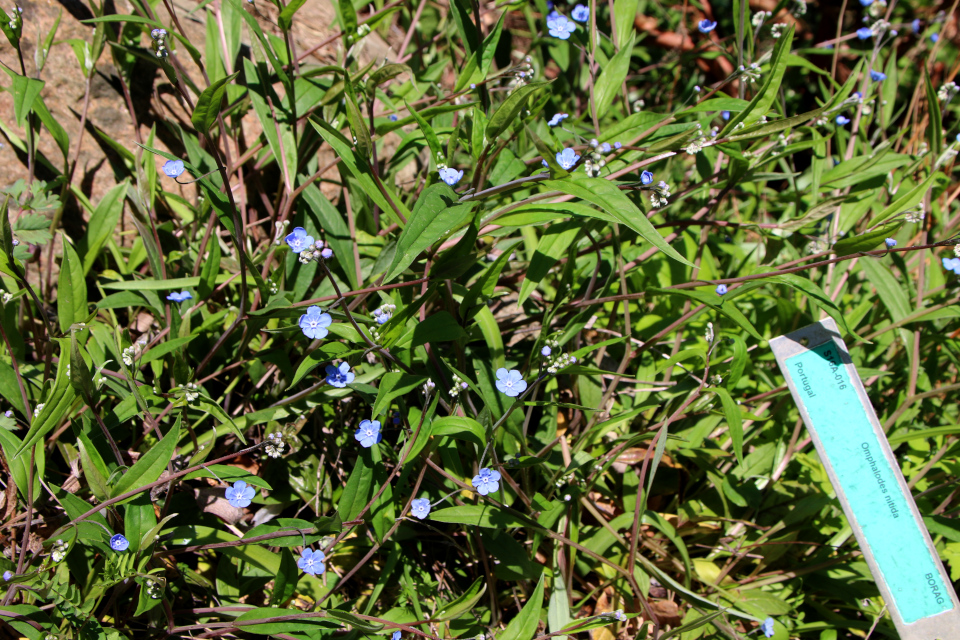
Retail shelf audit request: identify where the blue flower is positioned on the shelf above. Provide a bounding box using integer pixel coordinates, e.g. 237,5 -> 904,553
541,346 -> 552,356
885,238 -> 897,248
571,4 -> 589,22
943,257 -> 960,275
698,19 -> 716,34
297,548 -> 326,575
614,141 -> 622,149
835,115 -> 850,125
548,113 -> 568,127
600,142 -> 611,153
439,168 -> 464,186
856,27 -> 873,40
166,291 -> 192,302
410,498 -> 431,519
110,534 -> 129,552
495,368 -> 527,397
870,70 -> 886,82
299,306 -> 333,340
640,170 -> 654,185
321,247 -> 333,259
392,632 -> 402,640
3,571 -> 13,581
721,110 -> 730,120
760,618 -> 775,638
163,160 -> 185,178
355,419 -> 383,448
546,10 -> 562,26
472,468 -> 502,495
389,114 -> 398,121
285,227 -> 315,254
930,33 -> 940,43
859,0 -> 872,5
556,148 -> 580,170
716,284 -> 728,295
225,480 -> 256,508
912,19 -> 921,34
548,14 -> 576,39
326,362 -> 355,387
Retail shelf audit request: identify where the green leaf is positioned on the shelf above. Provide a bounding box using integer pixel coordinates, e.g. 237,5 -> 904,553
431,416 -> 486,447
326,609 -> 384,632
338,449 -> 374,522
277,0 -> 307,31
720,25 -> 793,135
924,68 -> 942,157
434,578 -> 486,621
593,34 -> 634,117
234,608 -> 332,635
6,72 -> 45,129
337,0 -> 358,34
613,0 -> 639,50
372,372 -> 426,418
832,220 -> 903,256
110,418 -> 181,500
76,430 -> 110,501
79,182 -> 128,275
58,236 -> 87,333
650,288 -> 762,340
430,505 -> 534,529
486,82 -> 550,141
0,428 -> 42,500
543,179 -> 693,267
500,573 -> 545,640
706,387 -> 743,465
383,184 -> 474,283
191,72 -> 238,134
409,311 -> 467,348
518,219 -> 581,305
367,63 -> 411,96
198,233 -> 221,299
184,464 -> 273,490
16,347 -> 76,457
404,99 -> 443,165
70,333 -> 99,406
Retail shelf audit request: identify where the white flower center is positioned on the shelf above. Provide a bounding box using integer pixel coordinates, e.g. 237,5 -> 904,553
505,380 -> 513,387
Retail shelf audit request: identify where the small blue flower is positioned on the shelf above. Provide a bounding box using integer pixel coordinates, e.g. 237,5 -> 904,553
859,0 -> 873,5
930,33 -> 940,43
956,133 -> 960,143
389,114 -> 398,121
547,113 -> 568,127
912,19 -> 921,34
944,257 -> 960,275
716,284 -> 728,295
853,91 -> 862,100
439,168 -> 464,186
548,14 -> 577,39
721,111 -> 730,120
326,362 -> 355,387
698,19 -> 716,33
355,419 -> 383,448
640,170 -> 654,185
856,27 -> 873,40
556,148 -> 580,170
299,306 -> 333,340
321,247 -> 334,259
392,632 -> 402,640
835,115 -> 850,125
285,227 -> 315,254
297,548 -> 326,575
571,4 -> 588,22
163,160 -> 185,178
546,10 -> 562,26
541,346 -> 552,356
760,618 -> 775,638
885,238 -> 897,248
600,142 -> 611,153
3,571 -> 13,581
377,313 -> 390,325
225,480 -> 256,508
110,534 -> 129,552
392,411 -> 401,425
614,141 -> 622,149
166,291 -> 192,303
472,468 -> 502,495
410,498 -> 431,520
495,368 -> 527,397
870,70 -> 886,81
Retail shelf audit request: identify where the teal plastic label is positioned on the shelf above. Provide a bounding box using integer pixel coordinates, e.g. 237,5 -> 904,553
786,341 -> 953,624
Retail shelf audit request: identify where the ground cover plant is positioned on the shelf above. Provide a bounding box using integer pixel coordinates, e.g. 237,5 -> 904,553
1,0 -> 960,638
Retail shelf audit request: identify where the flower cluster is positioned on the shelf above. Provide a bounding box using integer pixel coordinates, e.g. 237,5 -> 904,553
507,57 -> 536,89
751,11 -> 768,29
423,378 -> 436,395
541,339 -> 577,374
180,382 -> 200,402
449,372 -> 469,398
150,28 -> 170,59
144,578 -> 163,599
51,539 -> 69,562
771,23 -> 788,38
0,289 -> 12,305
122,339 -> 146,367
938,82 -> 959,102
7,5 -> 21,33
738,63 -> 762,84
264,432 -> 286,458
372,303 -> 395,325
649,181 -> 672,208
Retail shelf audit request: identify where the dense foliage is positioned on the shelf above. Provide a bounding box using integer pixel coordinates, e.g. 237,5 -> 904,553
1,0 -> 960,639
